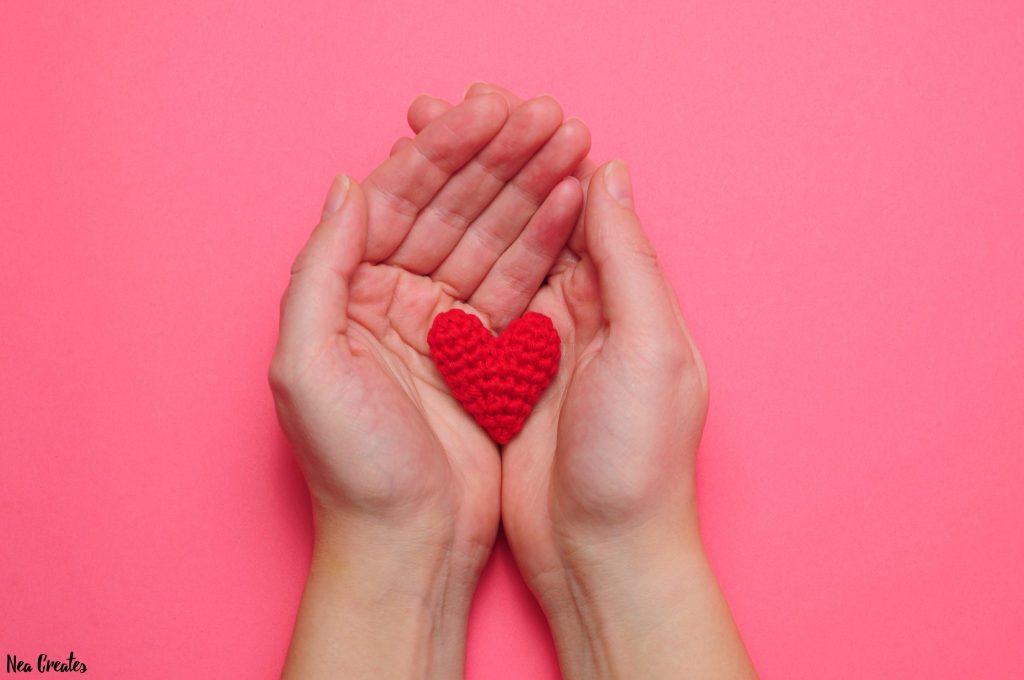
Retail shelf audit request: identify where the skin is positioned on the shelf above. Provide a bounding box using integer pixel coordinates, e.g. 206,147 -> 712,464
406,83 -> 757,679
505,160 -> 757,679
270,92 -> 589,678
272,83 -> 757,678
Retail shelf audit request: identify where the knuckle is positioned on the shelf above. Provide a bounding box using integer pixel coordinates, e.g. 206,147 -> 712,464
473,222 -> 511,257
426,201 -> 470,233
266,353 -> 293,395
289,250 -> 311,277
632,240 -> 662,270
499,261 -> 536,296
365,176 -> 419,218
643,333 -> 695,376
507,177 -> 545,211
268,349 -> 315,399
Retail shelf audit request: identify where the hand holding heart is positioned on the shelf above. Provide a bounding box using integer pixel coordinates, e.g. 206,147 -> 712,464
273,85 -> 756,679
272,91 -> 590,679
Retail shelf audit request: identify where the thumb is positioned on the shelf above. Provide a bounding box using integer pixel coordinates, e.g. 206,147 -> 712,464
277,174 -> 368,358
584,160 -> 679,339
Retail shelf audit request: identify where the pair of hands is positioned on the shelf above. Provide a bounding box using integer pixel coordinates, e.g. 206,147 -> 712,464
271,82 -> 755,679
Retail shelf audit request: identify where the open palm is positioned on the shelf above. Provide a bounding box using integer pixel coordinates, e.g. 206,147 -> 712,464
270,92 -> 591,571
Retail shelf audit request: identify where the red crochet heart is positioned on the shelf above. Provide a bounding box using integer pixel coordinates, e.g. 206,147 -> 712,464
427,309 -> 561,444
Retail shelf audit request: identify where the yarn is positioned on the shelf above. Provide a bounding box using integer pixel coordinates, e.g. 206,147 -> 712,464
427,308 -> 560,444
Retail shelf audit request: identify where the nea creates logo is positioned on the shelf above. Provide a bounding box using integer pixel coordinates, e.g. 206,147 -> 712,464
6,652 -> 88,673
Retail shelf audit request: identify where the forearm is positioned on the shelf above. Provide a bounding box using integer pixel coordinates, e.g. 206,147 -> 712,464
535,523 -> 757,680
282,514 -> 478,680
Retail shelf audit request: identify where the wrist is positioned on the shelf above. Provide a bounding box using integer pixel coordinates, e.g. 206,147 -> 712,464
536,528 -> 705,673
533,522 -> 754,680
312,507 -> 485,607
283,510 -> 484,679
311,490 -> 494,583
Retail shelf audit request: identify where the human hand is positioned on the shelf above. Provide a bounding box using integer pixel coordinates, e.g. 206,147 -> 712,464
501,159 -> 756,678
271,92 -> 591,678
403,82 -> 599,241
402,82 -> 755,677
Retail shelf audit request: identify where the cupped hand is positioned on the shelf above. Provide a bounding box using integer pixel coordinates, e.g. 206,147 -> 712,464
402,83 -> 755,679
502,158 -> 709,576
509,159 -> 755,679
274,91 -> 593,678
269,92 -> 590,578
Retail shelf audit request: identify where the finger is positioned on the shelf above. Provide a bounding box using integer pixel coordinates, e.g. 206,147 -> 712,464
363,93 -> 509,261
562,253 -> 604,349
389,136 -> 414,158
387,95 -> 565,274
406,83 -> 527,135
574,157 -> 599,181
408,86 -> 597,191
406,84 -> 596,256
465,84 -> 599,256
433,117 -> 591,298
583,160 -> 682,344
407,94 -> 452,134
567,157 -> 600,255
464,81 -> 526,108
466,85 -> 596,193
320,170 -> 351,221
469,176 -> 583,330
278,175 -> 368,357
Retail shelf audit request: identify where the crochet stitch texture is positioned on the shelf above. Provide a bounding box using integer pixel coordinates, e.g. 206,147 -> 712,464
427,308 -> 561,444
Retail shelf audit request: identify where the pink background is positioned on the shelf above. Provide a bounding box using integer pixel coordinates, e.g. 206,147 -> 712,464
2,2 -> 1022,678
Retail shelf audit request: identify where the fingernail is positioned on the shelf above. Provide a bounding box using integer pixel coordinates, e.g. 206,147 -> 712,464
604,160 -> 633,208
322,174 -> 350,220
